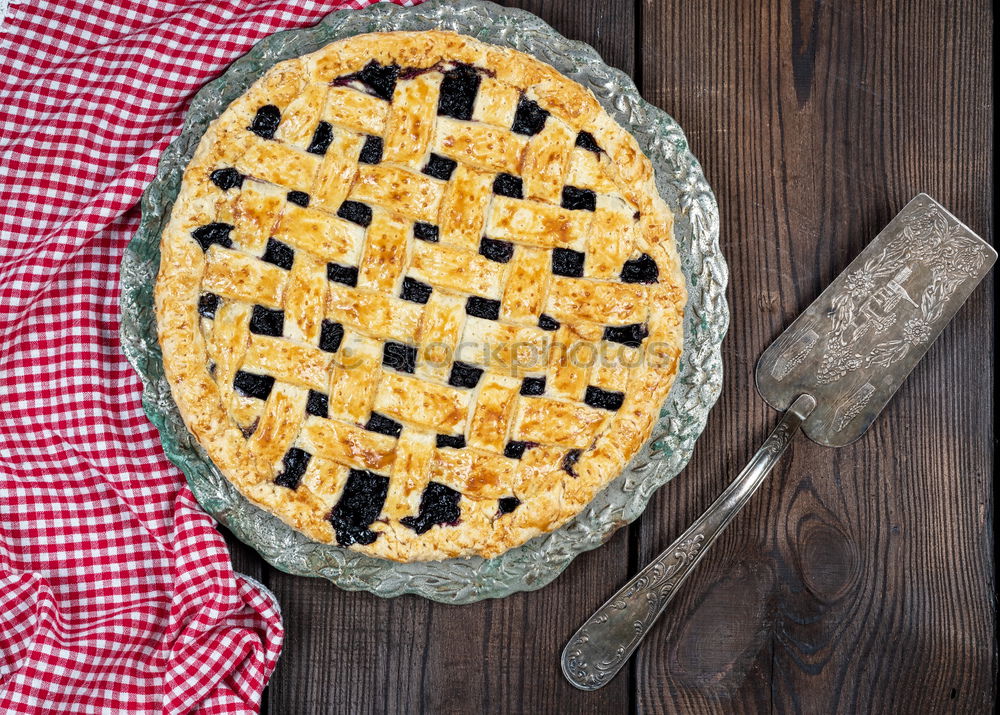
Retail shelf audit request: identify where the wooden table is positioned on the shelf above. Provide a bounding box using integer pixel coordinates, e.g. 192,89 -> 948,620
225,1 -> 995,712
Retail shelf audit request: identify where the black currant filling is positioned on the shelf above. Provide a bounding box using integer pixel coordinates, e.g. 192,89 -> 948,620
520,377 -> 546,396
327,262 -> 359,287
561,449 -> 582,477
334,61 -> 400,102
198,292 -> 220,319
437,63 -> 480,120
436,434 -> 466,449
552,248 -> 585,277
620,253 -> 660,284
575,131 -> 601,153
328,469 -> 390,546
448,361 -> 484,389
209,167 -> 244,191
249,305 -> 283,337
233,371 -> 274,401
307,121 -> 334,155
538,314 -> 561,331
337,200 -> 373,227
498,496 -> 521,514
503,440 -> 537,460
401,482 -> 461,534
511,97 -> 549,136
465,296 -> 500,320
603,323 -> 649,347
365,412 -> 402,438
382,341 -> 417,374
274,448 -> 310,490
561,185 -> 597,212
249,105 -> 280,139
261,238 -> 294,270
584,386 -> 625,411
400,276 -> 433,304
479,237 -> 514,263
191,222 -> 233,251
492,173 -> 523,199
359,135 -> 383,164
286,190 -> 310,207
306,390 -> 329,418
319,320 -> 344,353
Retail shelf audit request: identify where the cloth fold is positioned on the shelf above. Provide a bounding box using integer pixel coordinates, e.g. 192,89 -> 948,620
0,1 -> 411,711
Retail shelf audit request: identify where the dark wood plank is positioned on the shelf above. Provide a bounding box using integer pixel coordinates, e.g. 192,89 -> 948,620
264,2 -> 638,713
637,0 -> 994,713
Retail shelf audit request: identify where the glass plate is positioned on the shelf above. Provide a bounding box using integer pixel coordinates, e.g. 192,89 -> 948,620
120,0 -> 728,604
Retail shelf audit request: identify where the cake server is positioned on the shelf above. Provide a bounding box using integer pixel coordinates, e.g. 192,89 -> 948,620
561,193 -> 996,691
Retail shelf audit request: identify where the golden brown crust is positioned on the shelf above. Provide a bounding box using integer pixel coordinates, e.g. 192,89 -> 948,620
155,31 -> 686,561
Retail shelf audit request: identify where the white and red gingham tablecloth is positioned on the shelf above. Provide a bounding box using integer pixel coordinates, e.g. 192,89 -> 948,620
0,1 -> 415,711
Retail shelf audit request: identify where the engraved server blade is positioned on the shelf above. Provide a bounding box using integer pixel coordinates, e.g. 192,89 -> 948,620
561,194 -> 994,691
756,193 -> 996,446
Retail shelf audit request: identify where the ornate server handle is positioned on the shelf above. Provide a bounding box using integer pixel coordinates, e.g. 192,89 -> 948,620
561,394 -> 817,691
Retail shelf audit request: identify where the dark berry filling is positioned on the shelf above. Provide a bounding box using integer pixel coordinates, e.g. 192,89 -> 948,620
448,361 -> 484,389
306,390 -> 329,418
400,276 -> 433,304
603,323 -> 649,347
261,238 -> 294,270
233,371 -> 274,401
538,314 -> 561,331
575,131 -> 601,153
198,292 -> 220,319
327,262 -> 359,287
479,237 -> 514,263
498,496 -> 521,514
413,222 -> 439,242
287,190 -> 310,207
492,173 -> 523,199
319,320 -> 344,353
337,200 -> 372,227
209,167 -> 244,191
307,121 -> 334,155
365,412 -> 402,438
561,449 -> 582,477
274,447 -> 310,490
249,105 -> 280,139
561,185 -> 596,211
465,296 -> 500,320
552,248 -> 585,277
249,305 -> 284,337
620,253 -> 660,284
328,469 -> 390,546
436,434 -> 466,449
520,377 -> 546,396
437,64 -> 480,121
511,97 -> 549,136
359,135 -> 383,164
503,440 -> 536,460
382,341 -> 417,374
584,386 -> 625,411
334,61 -> 400,102
400,482 -> 462,534
422,153 -> 458,181
191,222 -> 234,251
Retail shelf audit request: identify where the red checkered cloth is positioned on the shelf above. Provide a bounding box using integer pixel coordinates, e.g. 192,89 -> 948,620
0,1 -> 417,712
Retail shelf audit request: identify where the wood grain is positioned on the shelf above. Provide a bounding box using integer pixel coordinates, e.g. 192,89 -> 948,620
219,1 -> 994,712
636,0 -> 995,713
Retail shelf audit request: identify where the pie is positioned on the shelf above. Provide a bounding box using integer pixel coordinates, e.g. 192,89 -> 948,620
154,31 -> 686,562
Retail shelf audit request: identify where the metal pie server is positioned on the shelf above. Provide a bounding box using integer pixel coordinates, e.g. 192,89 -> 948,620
561,193 -> 995,691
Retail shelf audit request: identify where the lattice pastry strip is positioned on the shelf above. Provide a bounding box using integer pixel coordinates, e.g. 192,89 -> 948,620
155,31 -> 686,562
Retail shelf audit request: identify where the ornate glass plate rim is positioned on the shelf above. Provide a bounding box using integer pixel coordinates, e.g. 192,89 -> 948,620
120,0 -> 729,604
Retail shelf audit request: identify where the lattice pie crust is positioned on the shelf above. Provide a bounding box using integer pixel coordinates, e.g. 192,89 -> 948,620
155,32 -> 686,561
